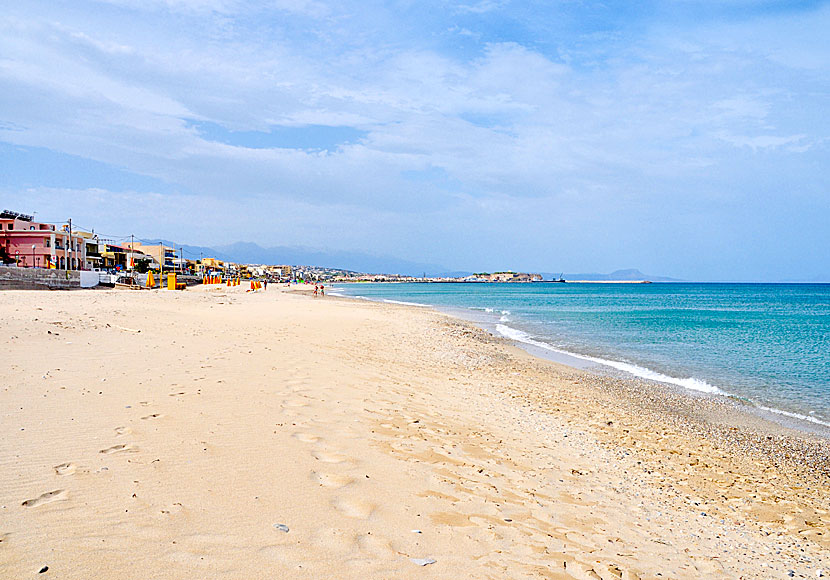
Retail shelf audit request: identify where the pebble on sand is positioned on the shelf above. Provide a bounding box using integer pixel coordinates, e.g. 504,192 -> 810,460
410,558 -> 436,566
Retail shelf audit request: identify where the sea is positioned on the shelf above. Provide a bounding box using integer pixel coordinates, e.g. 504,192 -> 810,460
330,282 -> 830,432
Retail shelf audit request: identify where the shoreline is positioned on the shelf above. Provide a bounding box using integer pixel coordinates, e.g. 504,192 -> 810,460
322,288 -> 830,472
331,285 -> 830,439
2,286 -> 828,578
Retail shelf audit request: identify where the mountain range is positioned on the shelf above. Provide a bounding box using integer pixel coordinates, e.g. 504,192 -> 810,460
140,239 -> 682,281
141,240 -> 448,276
557,269 -> 684,282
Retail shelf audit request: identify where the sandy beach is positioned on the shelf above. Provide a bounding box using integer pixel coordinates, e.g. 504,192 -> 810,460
1,285 -> 828,579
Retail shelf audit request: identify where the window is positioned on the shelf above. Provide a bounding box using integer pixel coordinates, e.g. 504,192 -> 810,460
44,238 -> 50,248
6,224 -> 12,230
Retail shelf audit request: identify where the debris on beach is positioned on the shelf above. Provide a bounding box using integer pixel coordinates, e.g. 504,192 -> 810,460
115,326 -> 141,333
410,558 -> 436,566
411,529 -> 422,534
273,523 -> 289,533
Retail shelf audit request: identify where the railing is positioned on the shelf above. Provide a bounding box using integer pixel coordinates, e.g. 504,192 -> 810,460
98,272 -> 118,285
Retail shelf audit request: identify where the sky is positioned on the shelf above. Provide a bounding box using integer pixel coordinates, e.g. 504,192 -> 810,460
1,0 -> 828,280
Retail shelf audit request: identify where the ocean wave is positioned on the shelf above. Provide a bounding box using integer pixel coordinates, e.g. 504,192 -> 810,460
755,405 -> 830,428
495,322 -> 830,428
495,323 -> 724,395
381,298 -> 429,307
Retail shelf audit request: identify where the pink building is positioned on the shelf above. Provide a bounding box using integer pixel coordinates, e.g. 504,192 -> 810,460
0,210 -> 86,270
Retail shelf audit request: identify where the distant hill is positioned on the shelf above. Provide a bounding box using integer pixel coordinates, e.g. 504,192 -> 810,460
141,239 -> 450,276
553,269 -> 683,282
139,241 -> 682,281
213,242 -> 450,276
138,239 -> 235,263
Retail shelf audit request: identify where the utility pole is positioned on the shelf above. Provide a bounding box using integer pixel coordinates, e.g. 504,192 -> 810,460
130,234 -> 134,274
159,243 -> 163,284
67,218 -> 72,271
179,247 -> 183,274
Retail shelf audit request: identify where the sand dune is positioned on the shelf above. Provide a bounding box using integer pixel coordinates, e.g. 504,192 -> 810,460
0,285 -> 827,579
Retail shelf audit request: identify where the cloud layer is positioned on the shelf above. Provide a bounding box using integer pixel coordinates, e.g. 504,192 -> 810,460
1,0 -> 828,279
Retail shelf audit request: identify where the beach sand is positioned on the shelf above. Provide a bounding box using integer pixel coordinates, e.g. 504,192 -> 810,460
1,285 -> 828,579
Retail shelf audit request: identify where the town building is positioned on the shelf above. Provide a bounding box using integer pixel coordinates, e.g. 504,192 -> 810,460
126,242 -> 177,271
266,265 -> 292,279
0,210 -> 86,269
201,257 -> 226,274
74,230 -> 104,270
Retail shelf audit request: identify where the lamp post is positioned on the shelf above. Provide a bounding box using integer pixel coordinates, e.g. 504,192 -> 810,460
32,245 -> 36,268
15,250 -> 19,267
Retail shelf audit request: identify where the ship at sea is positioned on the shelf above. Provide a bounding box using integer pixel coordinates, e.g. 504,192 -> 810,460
536,273 -> 566,282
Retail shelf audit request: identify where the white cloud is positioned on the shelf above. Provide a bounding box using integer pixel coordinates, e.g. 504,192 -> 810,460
455,0 -> 508,15
0,0 -> 827,277
716,132 -> 808,151
92,0 -> 329,17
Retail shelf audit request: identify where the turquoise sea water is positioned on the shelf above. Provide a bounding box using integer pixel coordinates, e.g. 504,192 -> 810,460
331,283 -> 830,428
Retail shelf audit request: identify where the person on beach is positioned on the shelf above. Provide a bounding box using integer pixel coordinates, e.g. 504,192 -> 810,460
320,284 -> 325,296
263,279 -> 267,291
313,285 -> 318,296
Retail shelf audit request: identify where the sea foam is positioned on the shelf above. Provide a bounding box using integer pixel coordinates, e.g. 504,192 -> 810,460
495,323 -> 724,395
382,298 -> 429,307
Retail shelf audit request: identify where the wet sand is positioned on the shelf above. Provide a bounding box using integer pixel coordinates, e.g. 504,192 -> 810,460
1,285 -> 827,578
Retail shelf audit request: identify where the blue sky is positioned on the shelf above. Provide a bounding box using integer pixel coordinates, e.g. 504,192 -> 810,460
1,0 -> 828,279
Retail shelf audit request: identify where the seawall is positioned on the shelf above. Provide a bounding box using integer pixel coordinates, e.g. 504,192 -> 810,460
0,266 -> 98,290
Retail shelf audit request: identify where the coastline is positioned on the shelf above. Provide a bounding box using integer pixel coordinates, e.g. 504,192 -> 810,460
332,283 -> 830,437
324,287 -> 830,473
1,286 -> 828,578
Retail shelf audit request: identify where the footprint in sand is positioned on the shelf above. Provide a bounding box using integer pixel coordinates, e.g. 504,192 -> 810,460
562,560 -> 637,580
54,462 -> 76,476
311,471 -> 354,489
114,426 -> 131,436
282,399 -> 309,408
292,432 -> 321,443
357,533 -> 395,557
258,543 -> 308,564
310,528 -> 359,554
159,502 -> 184,516
99,443 -> 136,454
332,497 -> 376,519
141,413 -> 162,420
168,391 -> 186,397
313,451 -> 350,464
22,490 -> 68,508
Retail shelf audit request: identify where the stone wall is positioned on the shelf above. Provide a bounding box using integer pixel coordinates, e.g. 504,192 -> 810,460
0,266 -> 82,290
